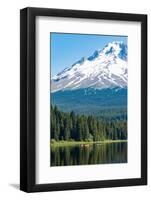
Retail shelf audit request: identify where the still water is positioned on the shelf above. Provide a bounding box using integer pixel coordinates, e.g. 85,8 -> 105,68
51,142 -> 127,166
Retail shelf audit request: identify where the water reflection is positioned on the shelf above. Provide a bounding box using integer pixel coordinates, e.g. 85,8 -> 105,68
51,142 -> 127,166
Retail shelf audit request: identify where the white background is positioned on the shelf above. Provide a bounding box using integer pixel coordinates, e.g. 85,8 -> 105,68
0,0 -> 150,199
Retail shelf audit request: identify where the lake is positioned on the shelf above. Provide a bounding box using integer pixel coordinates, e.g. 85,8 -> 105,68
50,142 -> 127,166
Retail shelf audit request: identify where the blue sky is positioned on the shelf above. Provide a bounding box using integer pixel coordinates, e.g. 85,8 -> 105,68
50,33 -> 127,76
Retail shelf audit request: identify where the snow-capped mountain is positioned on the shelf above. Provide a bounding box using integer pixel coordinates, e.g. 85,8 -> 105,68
51,41 -> 127,93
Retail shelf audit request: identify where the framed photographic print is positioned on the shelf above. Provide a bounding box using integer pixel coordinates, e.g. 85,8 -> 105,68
20,7 -> 147,192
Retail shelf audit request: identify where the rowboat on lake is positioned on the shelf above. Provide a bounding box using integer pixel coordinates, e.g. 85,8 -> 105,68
80,144 -> 90,148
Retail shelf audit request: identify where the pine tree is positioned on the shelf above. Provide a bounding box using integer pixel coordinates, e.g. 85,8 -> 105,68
76,117 -> 83,141
83,118 -> 89,141
50,104 -> 127,142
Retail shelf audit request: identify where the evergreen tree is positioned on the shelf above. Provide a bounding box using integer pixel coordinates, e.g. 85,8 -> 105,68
50,105 -> 127,142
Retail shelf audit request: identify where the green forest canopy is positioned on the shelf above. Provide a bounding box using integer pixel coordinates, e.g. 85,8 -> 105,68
51,105 -> 127,142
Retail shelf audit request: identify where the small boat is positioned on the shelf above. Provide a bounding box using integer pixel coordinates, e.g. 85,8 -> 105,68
80,144 -> 90,148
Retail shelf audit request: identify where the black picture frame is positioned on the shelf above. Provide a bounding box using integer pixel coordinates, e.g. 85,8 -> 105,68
20,7 -> 147,192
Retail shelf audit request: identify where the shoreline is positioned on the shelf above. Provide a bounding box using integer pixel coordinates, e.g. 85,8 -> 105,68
51,140 -> 127,147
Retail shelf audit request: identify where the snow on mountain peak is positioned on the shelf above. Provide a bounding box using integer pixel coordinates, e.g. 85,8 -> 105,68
102,41 -> 127,60
51,41 -> 128,92
87,49 -> 100,61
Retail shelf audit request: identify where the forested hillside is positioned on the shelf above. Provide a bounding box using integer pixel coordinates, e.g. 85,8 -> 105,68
51,105 -> 127,142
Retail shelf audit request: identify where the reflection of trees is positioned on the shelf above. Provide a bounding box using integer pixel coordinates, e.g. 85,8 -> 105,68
51,143 -> 127,166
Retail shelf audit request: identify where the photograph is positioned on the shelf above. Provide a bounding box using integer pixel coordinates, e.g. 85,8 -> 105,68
50,33 -> 128,167
20,7 -> 147,192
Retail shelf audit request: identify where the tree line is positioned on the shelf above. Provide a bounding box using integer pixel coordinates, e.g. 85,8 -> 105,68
51,105 -> 127,142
